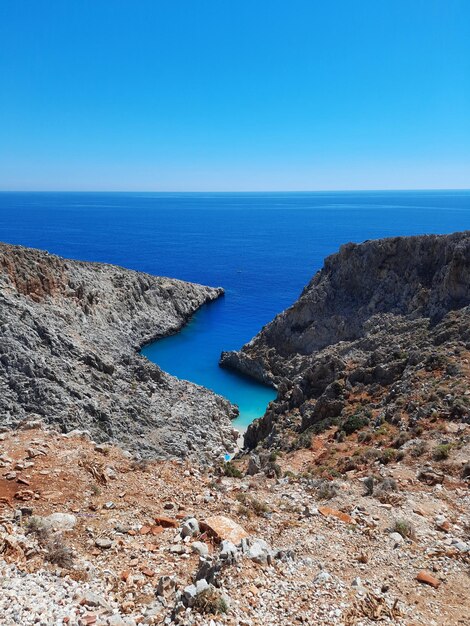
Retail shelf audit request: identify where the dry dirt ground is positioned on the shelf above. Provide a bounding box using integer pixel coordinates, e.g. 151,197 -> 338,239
0,423 -> 469,626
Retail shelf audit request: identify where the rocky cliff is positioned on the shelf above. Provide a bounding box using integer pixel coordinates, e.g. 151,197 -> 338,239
221,231 -> 470,449
0,243 -> 238,461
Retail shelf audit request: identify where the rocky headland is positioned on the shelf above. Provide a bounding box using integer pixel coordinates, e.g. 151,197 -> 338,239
0,243 -> 238,462
221,231 -> 470,453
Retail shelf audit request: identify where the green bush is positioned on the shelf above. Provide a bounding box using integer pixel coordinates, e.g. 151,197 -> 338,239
223,461 -> 243,478
433,443 -> 452,461
342,413 -> 369,435
392,432 -> 410,448
380,448 -> 398,465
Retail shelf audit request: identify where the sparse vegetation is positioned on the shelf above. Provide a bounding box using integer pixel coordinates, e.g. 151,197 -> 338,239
250,498 -> 272,516
193,587 -> 228,614
311,478 -> 339,500
130,459 -> 150,472
433,443 -> 452,461
380,448 -> 402,465
425,353 -> 448,371
223,461 -> 243,478
375,424 -> 390,437
357,430 -> 373,443
295,417 -> 342,448
2,232 -> 470,626
393,350 -> 408,360
25,516 -> 49,542
393,519 -> 415,540
410,440 -> 428,457
236,504 -> 251,518
283,470 -> 297,479
363,476 -> 397,500
391,432 -> 410,448
236,493 -> 271,517
374,478 -> 400,504
267,462 -> 282,478
44,536 -> 74,568
342,413 -> 369,435
363,476 -> 375,496
297,430 -> 313,449
25,516 -> 74,568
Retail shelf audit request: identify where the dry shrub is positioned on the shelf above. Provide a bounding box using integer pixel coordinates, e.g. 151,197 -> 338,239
235,493 -> 271,517
314,479 -> 340,500
45,536 -> 74,568
25,516 -> 74,569
392,519 -> 415,540
344,592 -> 401,624
193,587 -> 228,614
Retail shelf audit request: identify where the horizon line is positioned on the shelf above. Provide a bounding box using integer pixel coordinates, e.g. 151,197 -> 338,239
0,187 -> 469,194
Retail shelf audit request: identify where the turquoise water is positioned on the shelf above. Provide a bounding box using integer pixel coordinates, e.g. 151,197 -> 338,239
0,190 -> 469,431
141,298 -> 276,430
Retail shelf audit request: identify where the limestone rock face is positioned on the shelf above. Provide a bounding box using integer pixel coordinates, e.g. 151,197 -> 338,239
0,243 -> 238,461
220,231 -> 470,449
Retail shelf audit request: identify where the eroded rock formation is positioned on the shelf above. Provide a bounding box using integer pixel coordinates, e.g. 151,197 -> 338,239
221,232 -> 470,449
0,243 -> 238,460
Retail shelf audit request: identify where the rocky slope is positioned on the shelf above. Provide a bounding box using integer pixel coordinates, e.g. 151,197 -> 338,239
0,243 -> 237,461
1,423 -> 469,625
220,231 -> 470,450
1,234 -> 470,626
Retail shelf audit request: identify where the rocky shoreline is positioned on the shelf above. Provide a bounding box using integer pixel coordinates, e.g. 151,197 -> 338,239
220,231 -> 470,450
0,243 -> 238,462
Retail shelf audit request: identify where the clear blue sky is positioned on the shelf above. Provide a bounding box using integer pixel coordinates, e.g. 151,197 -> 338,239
0,0 -> 469,191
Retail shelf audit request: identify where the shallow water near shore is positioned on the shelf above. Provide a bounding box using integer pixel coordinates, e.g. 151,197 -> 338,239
1,190 -> 469,433
141,298 -> 277,431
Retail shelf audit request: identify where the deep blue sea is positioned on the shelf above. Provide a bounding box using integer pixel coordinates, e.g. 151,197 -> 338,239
1,191 -> 469,429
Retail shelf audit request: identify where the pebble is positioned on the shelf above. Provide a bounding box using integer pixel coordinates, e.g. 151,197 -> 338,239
416,570 -> 441,588
0,563 -> 122,625
95,537 -> 113,549
191,541 -> 209,556
390,532 -> 404,546
80,591 -> 111,610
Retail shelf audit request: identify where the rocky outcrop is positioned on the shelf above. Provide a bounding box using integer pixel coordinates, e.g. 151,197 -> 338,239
221,232 -> 470,449
0,243 -> 238,461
